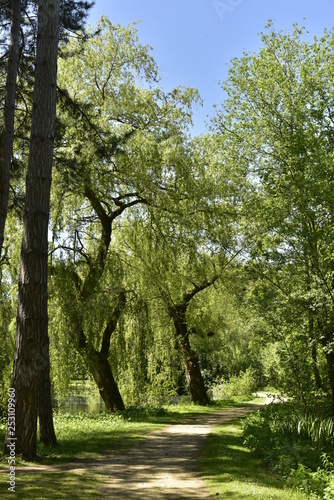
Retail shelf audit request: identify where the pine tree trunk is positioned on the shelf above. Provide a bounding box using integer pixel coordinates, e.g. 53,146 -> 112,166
0,0 -> 21,258
174,321 -> 209,405
39,335 -> 57,446
4,0 -> 59,458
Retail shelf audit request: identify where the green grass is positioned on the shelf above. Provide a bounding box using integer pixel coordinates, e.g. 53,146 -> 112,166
200,417 -> 308,499
0,470 -> 101,500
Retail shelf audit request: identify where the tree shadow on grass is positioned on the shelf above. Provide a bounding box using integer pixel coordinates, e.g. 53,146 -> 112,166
0,471 -> 100,500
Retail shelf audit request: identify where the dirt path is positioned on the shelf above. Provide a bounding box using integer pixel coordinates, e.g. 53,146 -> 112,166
94,406 -> 261,499
45,405 -> 262,498
8,403 -> 265,498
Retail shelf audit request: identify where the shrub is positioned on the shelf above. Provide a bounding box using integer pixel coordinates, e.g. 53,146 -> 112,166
208,368 -> 258,401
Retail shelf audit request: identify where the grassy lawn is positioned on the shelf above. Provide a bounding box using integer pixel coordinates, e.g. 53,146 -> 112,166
200,417 -> 308,499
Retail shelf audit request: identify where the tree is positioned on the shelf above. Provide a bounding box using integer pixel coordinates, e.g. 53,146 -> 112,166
49,17 -> 200,411
0,0 -> 21,259
0,1 -> 93,260
4,0 -> 60,458
122,129 -> 242,405
212,24 -> 334,411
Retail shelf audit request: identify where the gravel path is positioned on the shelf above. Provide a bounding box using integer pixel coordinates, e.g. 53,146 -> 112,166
92,405 -> 261,499
7,403 -> 265,498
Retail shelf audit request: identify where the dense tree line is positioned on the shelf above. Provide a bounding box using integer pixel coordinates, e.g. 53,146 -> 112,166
0,9 -> 334,460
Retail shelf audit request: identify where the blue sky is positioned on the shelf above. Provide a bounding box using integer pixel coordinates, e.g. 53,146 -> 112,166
88,0 -> 334,134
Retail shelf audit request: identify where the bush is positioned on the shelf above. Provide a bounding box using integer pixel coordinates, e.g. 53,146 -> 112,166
208,368 -> 258,401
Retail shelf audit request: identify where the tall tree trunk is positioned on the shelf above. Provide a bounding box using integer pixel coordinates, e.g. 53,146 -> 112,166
4,0 -> 59,458
317,315 -> 334,414
0,0 -> 21,258
172,309 -> 209,405
311,343 -> 323,391
308,314 -> 323,391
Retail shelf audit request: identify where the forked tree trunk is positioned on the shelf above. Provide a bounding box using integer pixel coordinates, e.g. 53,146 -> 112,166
4,0 -> 59,458
0,0 -> 21,258
165,277 -> 217,406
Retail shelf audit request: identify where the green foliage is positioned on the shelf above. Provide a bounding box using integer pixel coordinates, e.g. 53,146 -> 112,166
286,459 -> 334,499
212,23 -> 334,407
243,402 -> 334,498
111,296 -> 182,406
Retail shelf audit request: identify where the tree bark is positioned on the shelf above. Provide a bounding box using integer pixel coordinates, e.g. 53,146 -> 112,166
174,320 -> 209,405
308,314 -> 323,391
80,346 -> 125,412
316,314 -> 334,414
38,334 -> 57,446
311,342 -> 322,391
324,350 -> 334,415
0,0 -> 21,258
73,292 -> 126,412
171,301 -> 209,405
4,0 -> 59,458
76,331 -> 125,412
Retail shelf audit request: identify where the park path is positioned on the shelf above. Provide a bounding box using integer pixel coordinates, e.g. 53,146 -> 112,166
9,401 -> 268,498
88,405 -> 262,499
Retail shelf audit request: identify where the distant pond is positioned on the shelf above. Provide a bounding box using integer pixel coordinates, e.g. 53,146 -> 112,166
56,382 -> 106,414
59,395 -> 106,414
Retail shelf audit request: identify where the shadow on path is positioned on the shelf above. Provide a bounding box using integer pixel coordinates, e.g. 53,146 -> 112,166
92,405 -> 262,499
7,405 -> 264,499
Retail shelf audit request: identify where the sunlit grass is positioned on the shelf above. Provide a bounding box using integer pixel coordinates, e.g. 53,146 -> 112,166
200,418 -> 308,499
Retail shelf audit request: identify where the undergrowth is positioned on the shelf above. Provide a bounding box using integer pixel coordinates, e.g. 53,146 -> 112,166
242,400 -> 334,499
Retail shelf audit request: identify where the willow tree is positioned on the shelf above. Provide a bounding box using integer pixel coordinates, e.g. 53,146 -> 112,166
120,130 -> 244,405
212,24 -> 334,411
125,224 -> 236,405
49,17 -> 200,411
